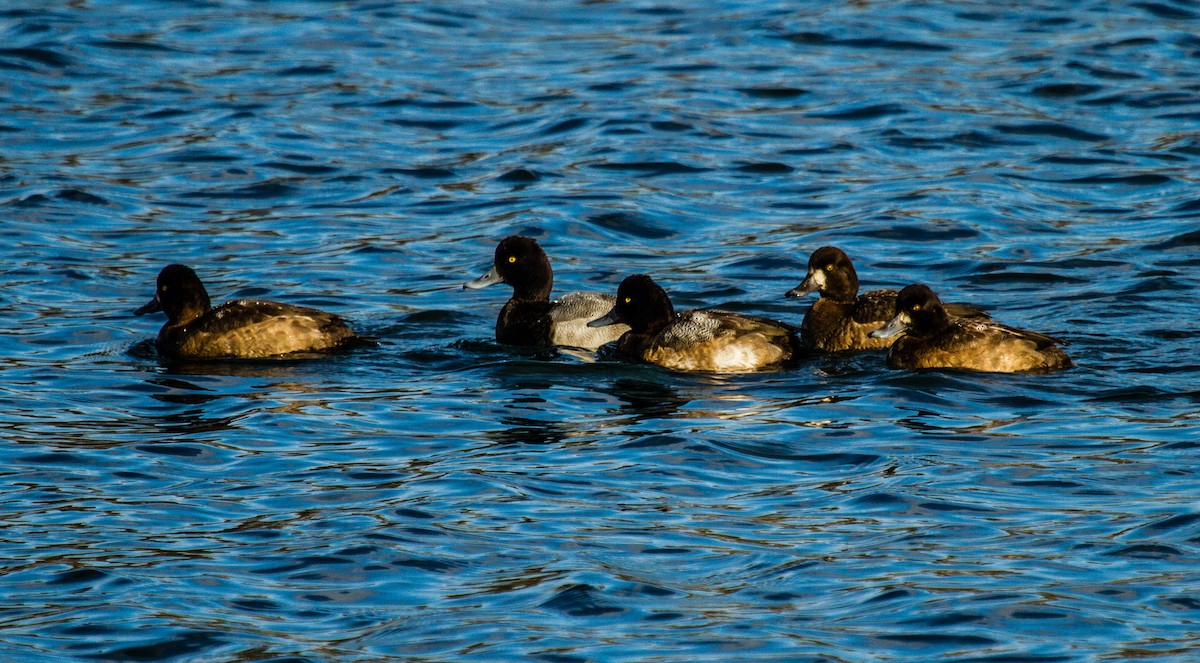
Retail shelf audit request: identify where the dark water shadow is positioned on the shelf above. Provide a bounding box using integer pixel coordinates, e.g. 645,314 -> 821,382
127,337 -> 376,378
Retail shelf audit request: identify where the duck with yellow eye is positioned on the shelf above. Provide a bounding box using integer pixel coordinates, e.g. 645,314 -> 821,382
588,274 -> 802,373
786,246 -> 989,352
464,235 -> 628,350
869,284 -> 1072,373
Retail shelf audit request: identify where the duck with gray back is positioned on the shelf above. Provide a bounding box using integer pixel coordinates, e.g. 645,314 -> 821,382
464,235 -> 628,350
590,274 -> 801,372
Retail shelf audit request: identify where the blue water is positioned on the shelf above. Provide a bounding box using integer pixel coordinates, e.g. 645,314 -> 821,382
3,1 -> 1199,661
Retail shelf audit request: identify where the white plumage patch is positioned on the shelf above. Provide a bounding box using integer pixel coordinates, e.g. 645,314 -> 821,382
549,292 -> 629,349
807,269 -> 827,290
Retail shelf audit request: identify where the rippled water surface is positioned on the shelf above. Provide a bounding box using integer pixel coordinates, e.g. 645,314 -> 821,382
3,1 -> 1200,661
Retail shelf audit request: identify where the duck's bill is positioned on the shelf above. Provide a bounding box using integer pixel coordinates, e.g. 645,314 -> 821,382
785,271 -> 821,298
869,312 -> 909,339
463,266 -> 503,290
785,281 -> 815,298
587,308 -> 623,328
134,295 -> 162,316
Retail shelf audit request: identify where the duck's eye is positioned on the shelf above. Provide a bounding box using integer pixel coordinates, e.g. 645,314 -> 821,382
825,264 -> 834,271
911,303 -> 922,311
623,297 -> 632,304
507,256 -> 517,263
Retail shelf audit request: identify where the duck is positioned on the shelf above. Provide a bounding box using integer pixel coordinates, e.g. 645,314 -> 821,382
463,235 -> 628,350
135,263 -> 357,360
869,284 -> 1072,373
786,246 -> 989,352
588,274 -> 801,372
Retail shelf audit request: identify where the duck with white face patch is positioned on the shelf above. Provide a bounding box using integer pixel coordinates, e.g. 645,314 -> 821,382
786,246 -> 989,353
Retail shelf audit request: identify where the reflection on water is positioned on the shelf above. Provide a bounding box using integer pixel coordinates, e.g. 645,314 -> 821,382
487,416 -> 573,447
604,377 -> 695,419
2,0 -> 1199,661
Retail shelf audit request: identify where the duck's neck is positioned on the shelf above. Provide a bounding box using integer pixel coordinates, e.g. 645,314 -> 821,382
910,304 -> 952,338
823,271 -> 858,302
166,291 -> 212,326
638,299 -> 675,334
510,265 -> 553,301
512,281 -> 552,301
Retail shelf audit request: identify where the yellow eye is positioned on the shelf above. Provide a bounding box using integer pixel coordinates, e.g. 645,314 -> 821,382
825,264 -> 834,271
507,256 -> 517,263
623,297 -> 632,304
911,303 -> 922,311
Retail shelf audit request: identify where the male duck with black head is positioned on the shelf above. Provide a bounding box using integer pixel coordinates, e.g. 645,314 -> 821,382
870,284 -> 1072,373
135,264 -> 358,360
786,246 -> 988,352
589,274 -> 801,373
463,235 -> 628,350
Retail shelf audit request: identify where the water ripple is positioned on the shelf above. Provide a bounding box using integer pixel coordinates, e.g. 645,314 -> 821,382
2,1 -> 1199,661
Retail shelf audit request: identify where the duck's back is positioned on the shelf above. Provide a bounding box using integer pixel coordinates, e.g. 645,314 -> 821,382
498,291 -> 627,349
642,310 -> 798,372
161,300 -> 356,359
549,292 -> 629,349
888,318 -> 1071,373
